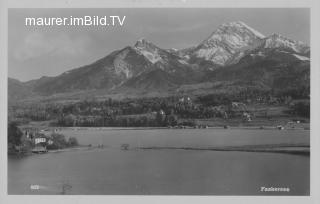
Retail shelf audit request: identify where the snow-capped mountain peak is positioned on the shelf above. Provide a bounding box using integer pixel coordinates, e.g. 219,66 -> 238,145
262,33 -> 309,54
191,21 -> 266,65
214,21 -> 265,38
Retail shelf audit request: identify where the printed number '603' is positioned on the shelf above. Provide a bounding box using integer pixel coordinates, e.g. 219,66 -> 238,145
30,185 -> 40,190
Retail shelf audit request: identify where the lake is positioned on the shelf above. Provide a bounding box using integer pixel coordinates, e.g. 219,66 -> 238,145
8,128 -> 310,195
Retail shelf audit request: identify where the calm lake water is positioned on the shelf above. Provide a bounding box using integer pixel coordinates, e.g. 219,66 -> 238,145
8,128 -> 310,195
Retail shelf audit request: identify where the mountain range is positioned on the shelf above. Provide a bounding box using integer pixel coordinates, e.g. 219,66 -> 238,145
9,21 -> 310,102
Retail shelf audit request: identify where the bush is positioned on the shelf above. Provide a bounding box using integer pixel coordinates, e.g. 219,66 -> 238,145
47,133 -> 68,149
8,122 -> 22,146
290,101 -> 310,118
68,137 -> 79,147
47,134 -> 79,150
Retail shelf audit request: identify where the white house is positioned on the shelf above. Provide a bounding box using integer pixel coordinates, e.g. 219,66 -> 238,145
34,137 -> 46,144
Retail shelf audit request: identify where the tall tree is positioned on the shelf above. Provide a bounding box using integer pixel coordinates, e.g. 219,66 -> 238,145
8,122 -> 22,146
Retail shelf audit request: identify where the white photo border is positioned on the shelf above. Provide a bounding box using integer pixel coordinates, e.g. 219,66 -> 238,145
0,0 -> 319,204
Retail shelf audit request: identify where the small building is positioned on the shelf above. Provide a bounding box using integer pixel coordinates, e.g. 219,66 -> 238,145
34,137 -> 46,144
243,112 -> 252,122
159,109 -> 165,115
179,96 -> 192,103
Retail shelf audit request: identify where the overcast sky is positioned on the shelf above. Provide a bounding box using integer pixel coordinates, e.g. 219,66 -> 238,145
8,8 -> 310,82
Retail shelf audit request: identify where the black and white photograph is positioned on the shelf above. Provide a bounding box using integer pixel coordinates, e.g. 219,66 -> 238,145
1,0 -> 320,203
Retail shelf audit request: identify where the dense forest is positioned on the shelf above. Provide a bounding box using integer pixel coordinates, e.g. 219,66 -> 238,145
8,87 -> 310,127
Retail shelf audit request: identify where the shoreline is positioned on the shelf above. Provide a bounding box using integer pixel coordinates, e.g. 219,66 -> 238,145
8,143 -> 310,157
8,145 -> 91,157
47,145 -> 97,153
55,125 -> 310,131
138,144 -> 310,156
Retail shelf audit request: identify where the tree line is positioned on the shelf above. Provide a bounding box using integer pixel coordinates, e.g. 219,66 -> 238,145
9,87 -> 310,127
